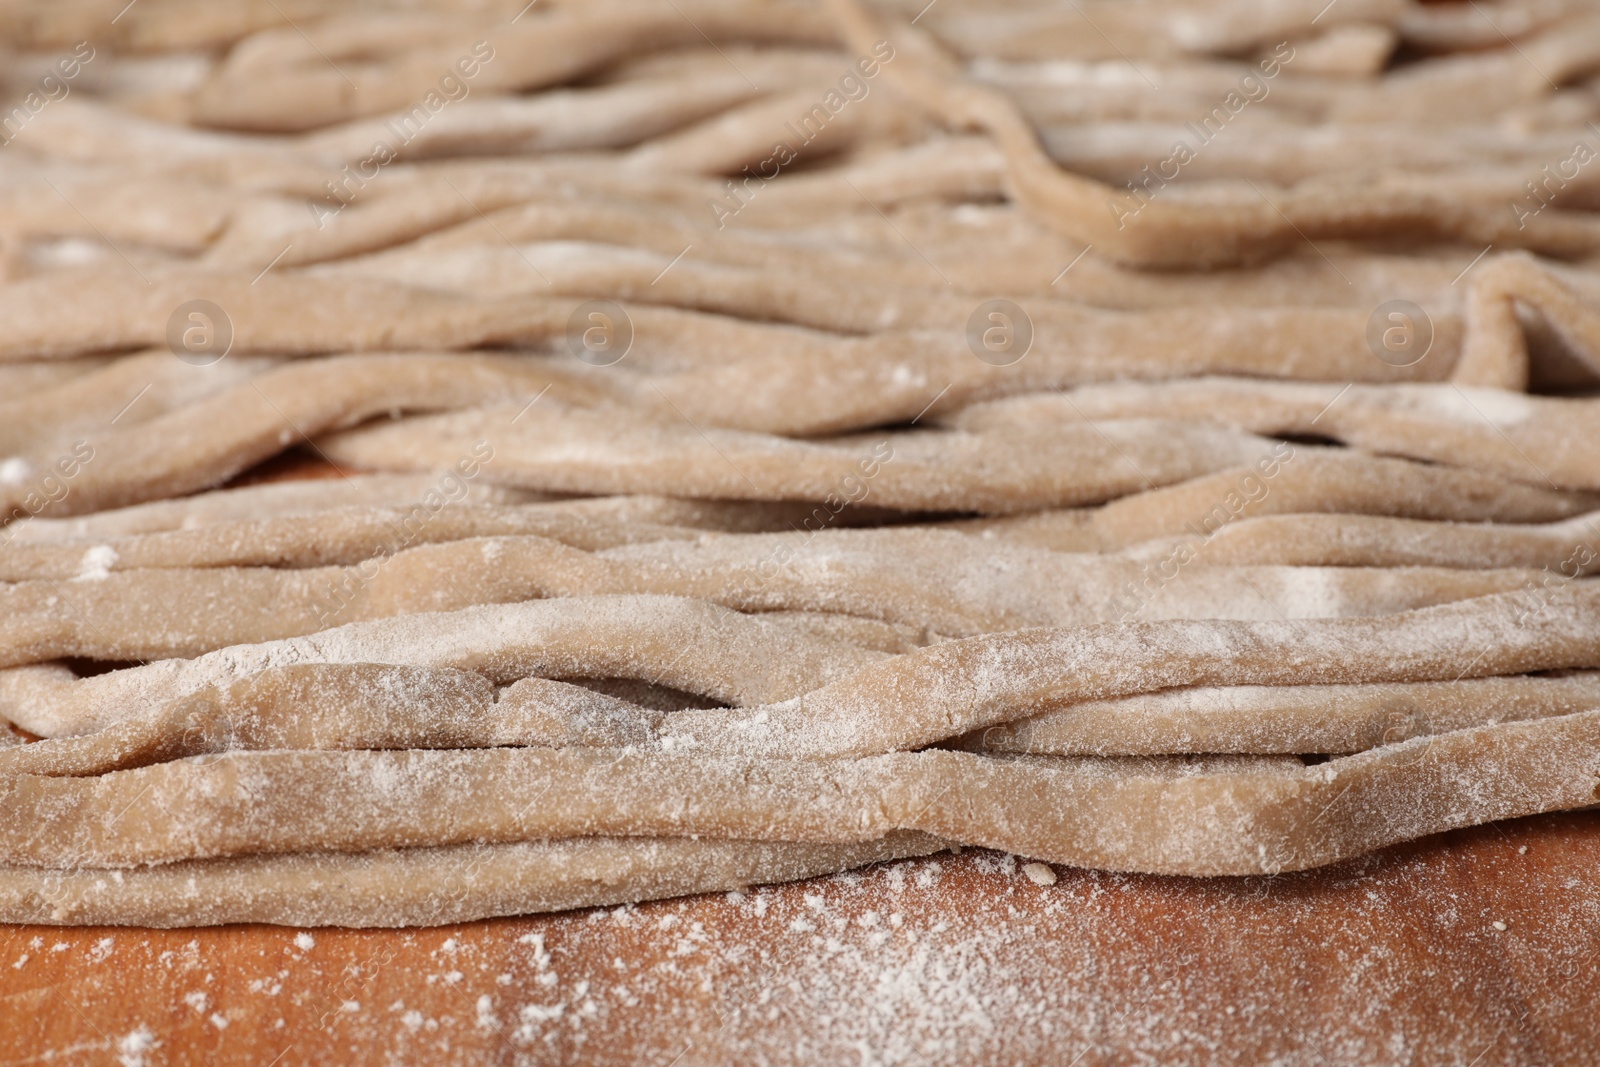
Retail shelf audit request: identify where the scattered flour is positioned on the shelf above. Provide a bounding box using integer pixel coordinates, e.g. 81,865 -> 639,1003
72,545 -> 118,582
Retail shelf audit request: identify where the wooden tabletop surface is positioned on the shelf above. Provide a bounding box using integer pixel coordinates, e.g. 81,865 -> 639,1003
3,810 -> 1596,1065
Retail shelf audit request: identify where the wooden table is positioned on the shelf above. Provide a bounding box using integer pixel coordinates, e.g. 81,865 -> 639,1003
3,810 -> 1596,1065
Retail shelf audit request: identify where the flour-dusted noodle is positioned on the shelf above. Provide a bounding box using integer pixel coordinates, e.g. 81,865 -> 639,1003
958,673 -> 1600,756
0,834 -> 946,928
0,595 -> 886,737
1120,511 -> 1600,571
950,455 -> 1600,554
0,716 -> 1596,877
656,586 -> 1600,758
0,516 -> 1546,663
314,408 -> 1302,514
949,376 -> 1600,490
